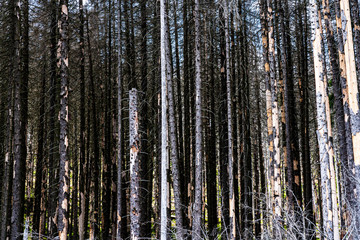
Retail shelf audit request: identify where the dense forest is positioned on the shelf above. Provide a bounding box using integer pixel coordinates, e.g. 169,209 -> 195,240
1,0 -> 360,239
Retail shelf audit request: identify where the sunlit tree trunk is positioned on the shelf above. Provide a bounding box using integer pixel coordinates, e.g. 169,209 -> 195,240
309,0 -> 337,237
340,0 -> 360,232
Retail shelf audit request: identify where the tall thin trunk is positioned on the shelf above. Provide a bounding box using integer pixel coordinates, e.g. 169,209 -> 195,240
340,0 -> 360,231
58,0 -> 69,239
10,0 -> 26,238
182,0 -> 191,232
102,1 -> 112,238
129,89 -> 140,239
219,3 -> 230,237
322,0 -> 350,236
259,0 -> 275,233
165,8 -> 184,239
116,0 -> 122,238
86,15 -> 100,239
78,0 -> 86,239
0,4 -> 15,236
298,1 -> 314,236
192,0 -> 203,238
139,0 -> 151,237
160,0 -> 169,238
206,2 -> 218,237
309,0 -> 336,237
334,0 -> 355,234
48,0 -> 59,236
221,1 -> 235,239
33,61 -> 46,237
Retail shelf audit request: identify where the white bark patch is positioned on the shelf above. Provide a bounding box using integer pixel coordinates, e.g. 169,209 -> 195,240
353,133 -> 360,165
62,5 -> 68,15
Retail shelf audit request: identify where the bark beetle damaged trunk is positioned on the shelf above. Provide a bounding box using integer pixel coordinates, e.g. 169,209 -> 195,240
129,88 -> 140,240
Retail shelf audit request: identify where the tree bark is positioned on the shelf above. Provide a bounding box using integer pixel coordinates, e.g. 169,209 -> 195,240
160,0 -> 169,238
129,89 -> 140,239
58,0 -> 69,239
192,0 -> 203,238
10,0 -> 26,238
309,0 -> 336,237
78,0 -> 86,239
340,0 -> 360,231
116,0 -> 123,238
48,0 -> 59,236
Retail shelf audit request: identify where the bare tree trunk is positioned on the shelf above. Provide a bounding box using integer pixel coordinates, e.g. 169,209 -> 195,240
10,0 -> 26,238
220,1 -> 235,239
160,0 -> 169,238
0,12 -> 15,236
78,0 -> 86,239
206,3 -> 218,237
340,0 -> 360,232
297,1 -> 315,236
267,0 -> 282,235
48,0 -> 59,236
33,62 -> 46,236
129,89 -> 140,239
166,14 -> 184,240
86,16 -> 100,239
116,0 -> 122,238
309,0 -> 336,237
192,0 -> 203,238
259,0 -> 275,233
58,0 -> 69,239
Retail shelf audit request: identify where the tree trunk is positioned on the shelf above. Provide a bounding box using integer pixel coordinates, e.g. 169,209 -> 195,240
192,0 -> 203,238
48,0 -> 59,236
116,0 -> 122,238
78,0 -> 86,239
160,0 -> 169,238
309,0 -> 336,237
340,0 -> 360,231
33,62 -> 46,237
129,89 -> 140,239
297,0 -> 315,236
86,16 -> 100,239
58,0 -> 69,239
10,0 -> 26,238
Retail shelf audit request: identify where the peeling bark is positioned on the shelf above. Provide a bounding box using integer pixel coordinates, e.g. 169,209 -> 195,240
309,0 -> 336,237
129,89 -> 140,240
340,0 -> 360,231
58,1 -> 69,239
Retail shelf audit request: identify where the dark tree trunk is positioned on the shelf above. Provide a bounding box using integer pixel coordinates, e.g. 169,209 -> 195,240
138,0 -> 151,237
219,4 -> 230,237
48,0 -> 59,236
102,1 -> 112,238
58,0 -> 69,239
182,0 -> 191,232
86,17 -> 100,239
10,0 -> 26,238
78,0 -> 86,239
206,3 -> 218,237
297,0 -> 314,236
116,0 -> 123,238
33,62 -> 46,236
